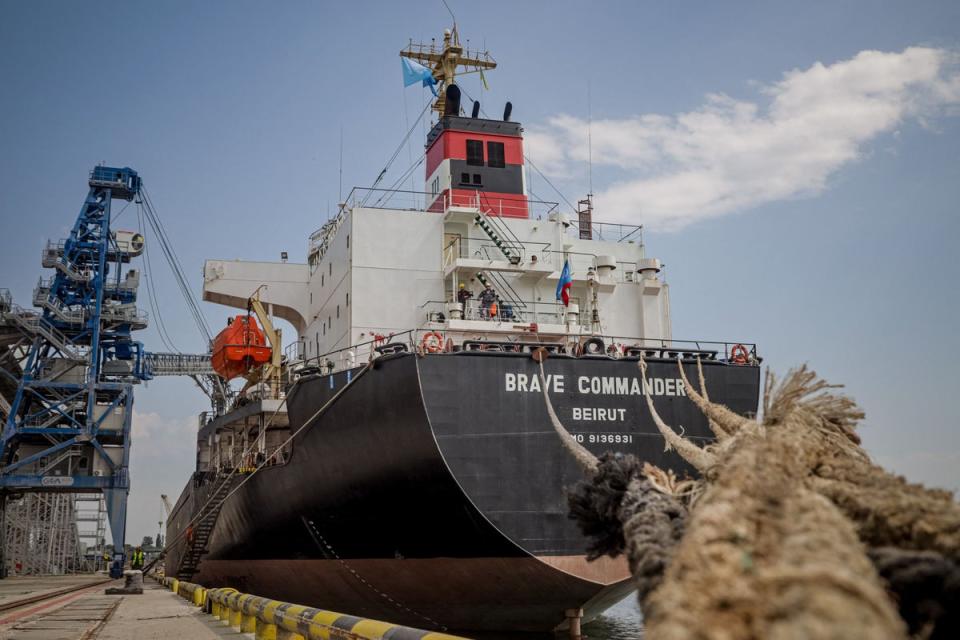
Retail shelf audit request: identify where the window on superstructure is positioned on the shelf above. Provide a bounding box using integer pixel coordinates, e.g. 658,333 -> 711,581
472,174 -> 481,185
346,234 -> 349,249
329,263 -> 332,276
487,141 -> 505,168
460,172 -> 470,184
328,316 -> 331,329
336,305 -> 340,319
466,139 -> 484,166
346,292 -> 350,307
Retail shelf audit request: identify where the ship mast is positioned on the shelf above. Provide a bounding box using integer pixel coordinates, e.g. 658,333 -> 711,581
400,25 -> 497,116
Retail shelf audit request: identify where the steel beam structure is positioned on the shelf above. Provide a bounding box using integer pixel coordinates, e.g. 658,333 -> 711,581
0,166 -> 147,578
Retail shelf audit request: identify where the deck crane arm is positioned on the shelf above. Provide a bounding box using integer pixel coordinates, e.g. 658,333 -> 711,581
161,494 -> 173,518
247,286 -> 282,396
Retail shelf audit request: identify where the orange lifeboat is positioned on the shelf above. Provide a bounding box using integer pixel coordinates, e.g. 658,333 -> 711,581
211,315 -> 272,380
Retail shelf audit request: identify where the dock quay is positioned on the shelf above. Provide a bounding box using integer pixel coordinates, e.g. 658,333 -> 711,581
0,573 -> 472,640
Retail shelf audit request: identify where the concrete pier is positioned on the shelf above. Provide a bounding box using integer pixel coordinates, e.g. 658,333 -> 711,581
0,576 -> 237,639
0,576 -> 107,611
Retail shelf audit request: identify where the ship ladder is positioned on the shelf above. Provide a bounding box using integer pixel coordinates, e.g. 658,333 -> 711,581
473,212 -> 523,265
176,475 -> 241,580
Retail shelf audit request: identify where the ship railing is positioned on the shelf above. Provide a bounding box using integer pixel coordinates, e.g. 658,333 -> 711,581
337,186 -> 560,220
571,220 -> 644,243
443,236 -> 552,270
443,190 -> 559,220
285,329 -> 418,378
283,339 -> 305,363
593,335 -> 760,363
307,208 -> 348,266
286,329 -> 760,385
540,249 -> 651,284
421,299 -> 568,326
444,240 -> 646,284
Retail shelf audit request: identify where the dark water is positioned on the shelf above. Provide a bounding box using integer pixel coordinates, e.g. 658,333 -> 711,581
581,595 -> 643,639
464,594 -> 643,640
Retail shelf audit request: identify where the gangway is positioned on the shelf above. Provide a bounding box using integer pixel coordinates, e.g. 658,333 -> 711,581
144,352 -> 215,377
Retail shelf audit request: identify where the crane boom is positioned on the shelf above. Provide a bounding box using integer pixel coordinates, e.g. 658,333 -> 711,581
161,494 -> 173,517
247,287 -> 282,396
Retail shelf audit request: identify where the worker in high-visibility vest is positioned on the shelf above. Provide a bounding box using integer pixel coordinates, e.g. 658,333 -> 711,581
131,546 -> 145,571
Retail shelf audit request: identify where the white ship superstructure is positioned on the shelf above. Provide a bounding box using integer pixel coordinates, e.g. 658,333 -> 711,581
204,190 -> 670,365
203,95 -> 672,367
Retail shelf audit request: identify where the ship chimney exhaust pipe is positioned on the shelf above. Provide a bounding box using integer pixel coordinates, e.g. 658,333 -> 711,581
471,101 -> 481,119
445,84 -> 461,117
503,101 -> 513,122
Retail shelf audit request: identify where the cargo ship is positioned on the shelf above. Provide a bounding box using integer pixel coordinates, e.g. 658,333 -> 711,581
165,26 -> 761,634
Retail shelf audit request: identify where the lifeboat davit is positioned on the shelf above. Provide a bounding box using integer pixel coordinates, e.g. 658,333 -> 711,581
211,315 -> 272,380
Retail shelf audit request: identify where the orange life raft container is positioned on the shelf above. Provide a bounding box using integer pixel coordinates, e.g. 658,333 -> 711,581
211,315 -> 272,380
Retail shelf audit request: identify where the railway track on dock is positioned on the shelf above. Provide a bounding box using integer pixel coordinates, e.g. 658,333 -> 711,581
0,576 -> 118,639
0,577 -> 114,614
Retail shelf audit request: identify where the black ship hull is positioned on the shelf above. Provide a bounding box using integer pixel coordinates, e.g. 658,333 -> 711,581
166,350 -> 760,633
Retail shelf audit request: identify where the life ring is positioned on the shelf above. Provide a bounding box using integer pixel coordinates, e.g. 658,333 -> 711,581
582,337 -> 605,355
422,332 -> 444,353
730,343 -> 750,364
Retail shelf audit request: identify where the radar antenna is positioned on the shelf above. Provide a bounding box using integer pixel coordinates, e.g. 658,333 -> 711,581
400,25 -> 496,116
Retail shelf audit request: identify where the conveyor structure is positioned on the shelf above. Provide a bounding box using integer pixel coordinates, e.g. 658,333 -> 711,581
0,166 -> 217,578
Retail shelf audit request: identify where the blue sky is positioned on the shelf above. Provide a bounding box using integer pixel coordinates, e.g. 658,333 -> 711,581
1,1 -> 958,543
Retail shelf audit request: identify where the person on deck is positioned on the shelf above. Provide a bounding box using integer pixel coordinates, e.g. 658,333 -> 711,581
456,283 -> 473,318
478,284 -> 498,320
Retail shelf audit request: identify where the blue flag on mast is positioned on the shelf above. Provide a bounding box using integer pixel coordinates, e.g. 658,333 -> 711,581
401,58 -> 438,96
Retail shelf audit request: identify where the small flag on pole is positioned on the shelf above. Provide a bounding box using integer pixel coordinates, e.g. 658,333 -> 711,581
556,259 -> 573,306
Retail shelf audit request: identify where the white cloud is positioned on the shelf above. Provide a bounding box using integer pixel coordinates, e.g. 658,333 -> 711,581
526,47 -> 960,231
131,409 -> 195,441
126,410 -> 198,542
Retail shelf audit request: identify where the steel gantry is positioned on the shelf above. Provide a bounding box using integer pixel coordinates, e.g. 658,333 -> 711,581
0,167 -> 151,578
0,166 -> 226,578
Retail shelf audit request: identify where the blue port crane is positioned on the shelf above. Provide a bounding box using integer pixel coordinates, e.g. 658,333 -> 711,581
0,167 -> 155,578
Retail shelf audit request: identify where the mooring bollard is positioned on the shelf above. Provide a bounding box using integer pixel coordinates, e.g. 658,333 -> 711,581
565,608 -> 583,640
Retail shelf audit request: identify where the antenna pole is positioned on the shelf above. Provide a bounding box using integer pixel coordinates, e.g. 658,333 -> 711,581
441,0 -> 457,25
587,80 -> 593,198
338,126 -> 343,203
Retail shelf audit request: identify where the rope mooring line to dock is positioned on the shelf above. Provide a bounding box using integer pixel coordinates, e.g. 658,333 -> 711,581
554,358 -> 960,638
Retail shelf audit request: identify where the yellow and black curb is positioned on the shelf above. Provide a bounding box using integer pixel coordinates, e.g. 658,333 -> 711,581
159,576 -> 470,640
